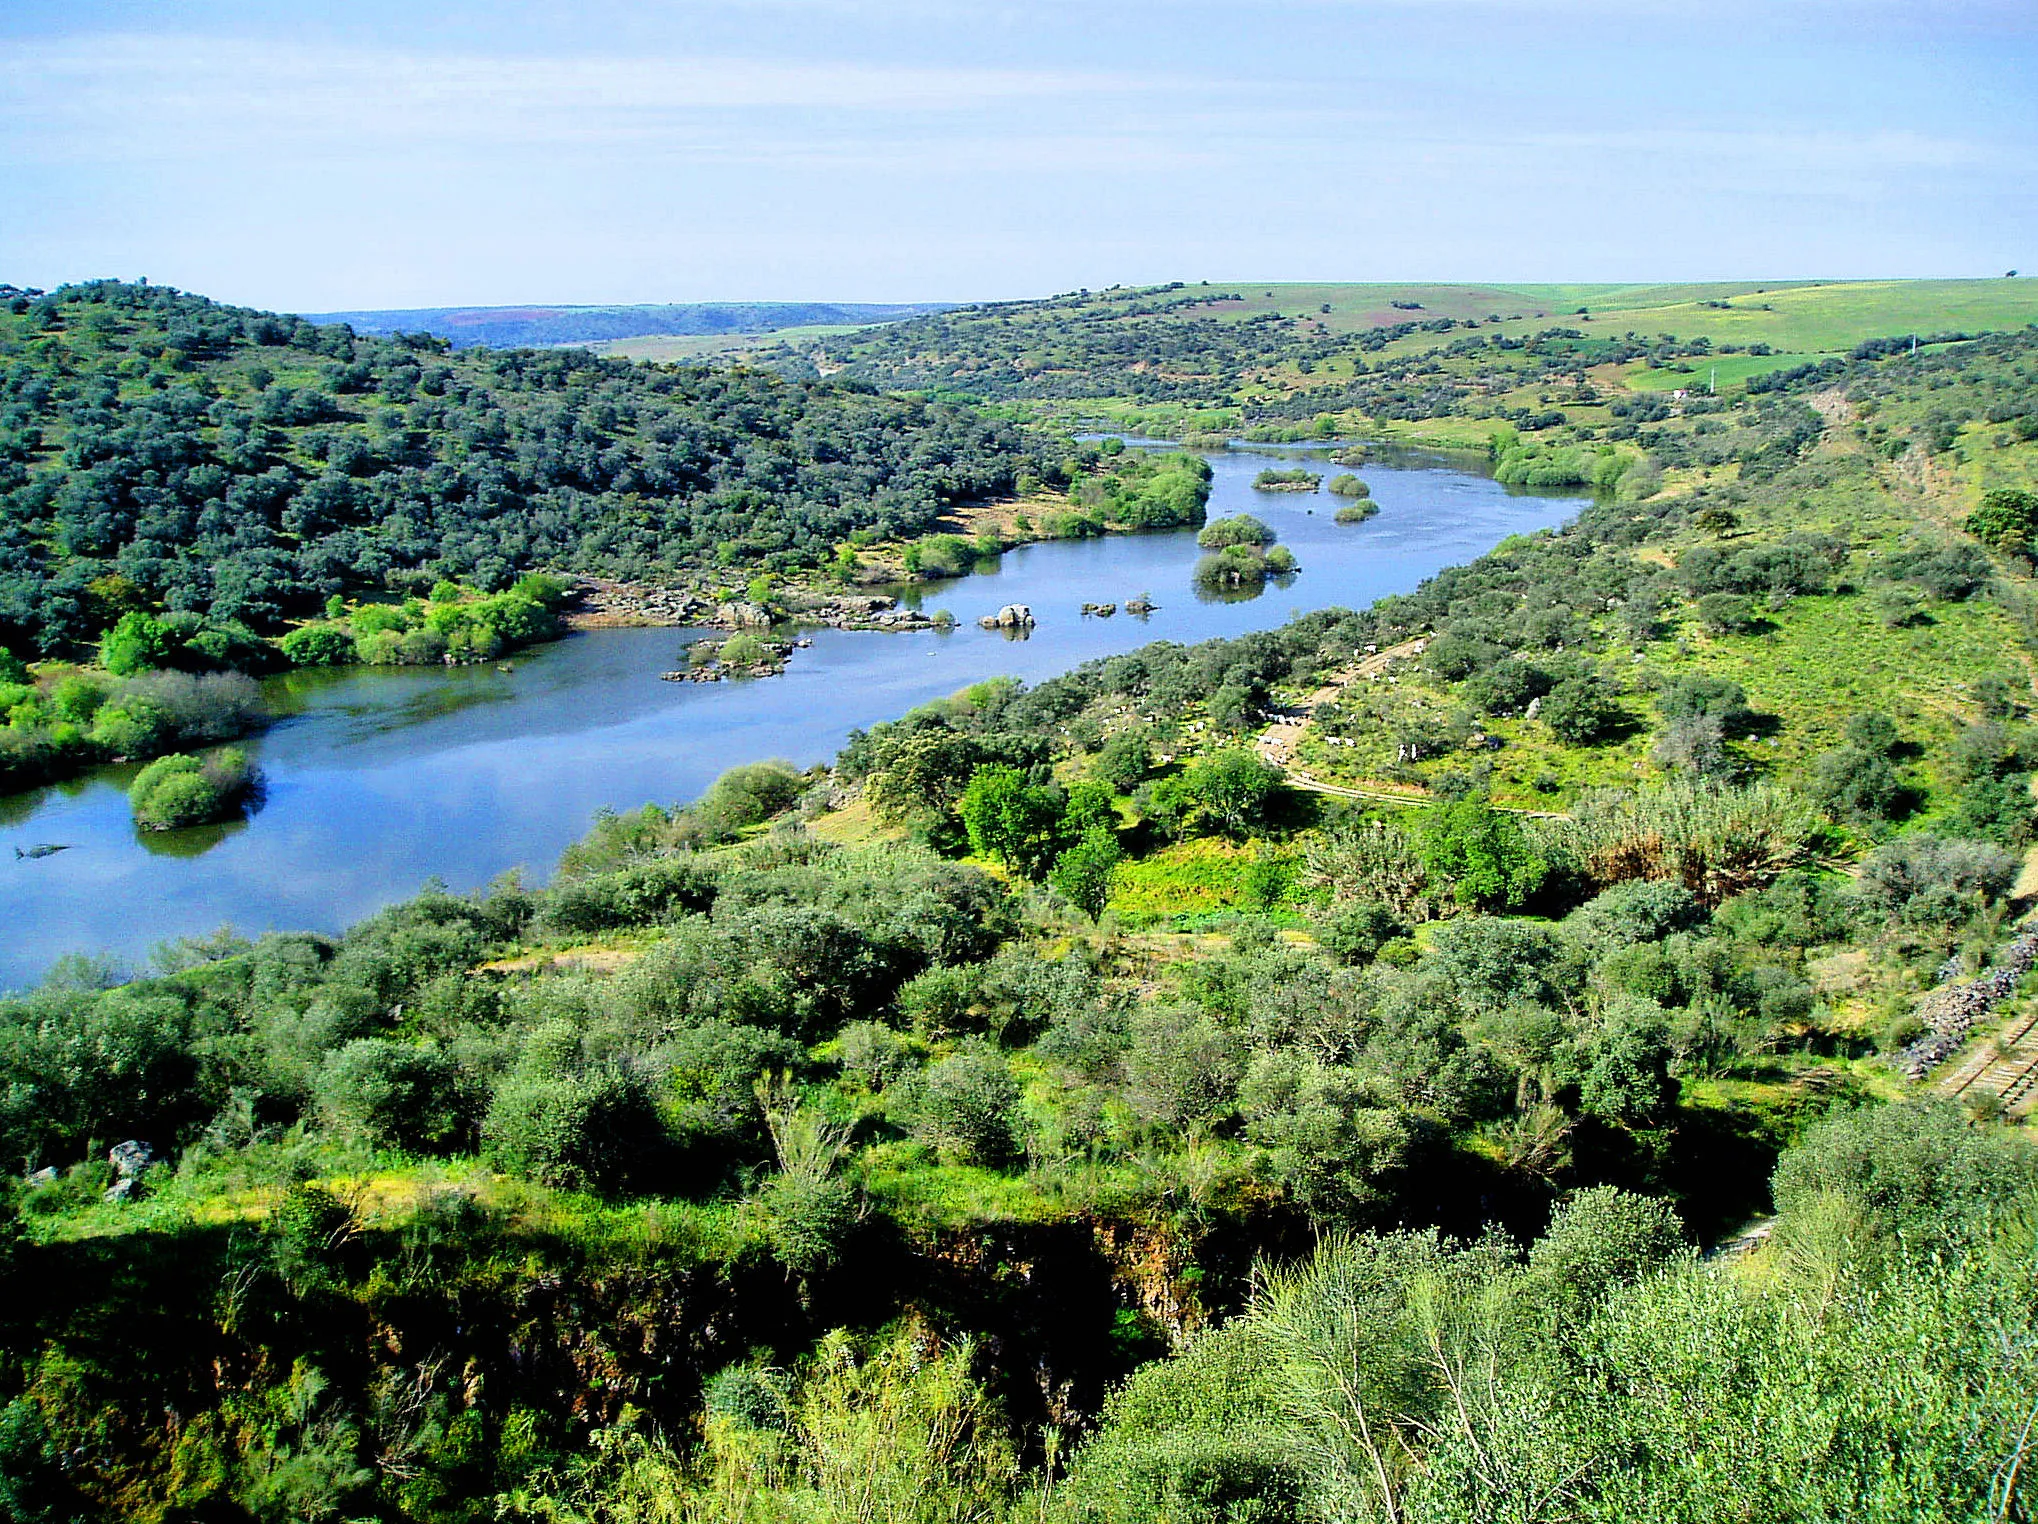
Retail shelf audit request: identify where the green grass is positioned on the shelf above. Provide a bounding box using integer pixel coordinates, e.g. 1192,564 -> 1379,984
1658,593 -> 2019,791
1108,837 -> 1254,923
985,279 -> 2038,353
1627,352 -> 1824,392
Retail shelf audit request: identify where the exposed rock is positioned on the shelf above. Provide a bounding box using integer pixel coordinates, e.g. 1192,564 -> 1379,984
566,577 -> 701,628
25,1166 -> 55,1188
979,604 -> 1035,629
109,1140 -> 153,1178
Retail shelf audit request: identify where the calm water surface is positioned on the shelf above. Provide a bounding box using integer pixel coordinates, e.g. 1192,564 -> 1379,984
0,444 -> 1583,986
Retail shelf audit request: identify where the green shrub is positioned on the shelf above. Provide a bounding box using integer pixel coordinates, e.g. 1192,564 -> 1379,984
279,623 -> 358,666
1855,833 -> 2016,925
483,1023 -> 668,1191
314,1038 -> 472,1152
128,747 -> 256,830
719,631 -> 768,666
906,1044 -> 1020,1167
1187,750 -> 1282,837
1771,1100 -> 2038,1243
1049,826 -> 1123,919
1694,591 -> 1757,635
1197,514 -> 1275,549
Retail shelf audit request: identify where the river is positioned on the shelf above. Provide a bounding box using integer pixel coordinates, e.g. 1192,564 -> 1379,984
0,443 -> 1584,987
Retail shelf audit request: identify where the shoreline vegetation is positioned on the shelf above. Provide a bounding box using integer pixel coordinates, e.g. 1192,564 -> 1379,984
5,274 -> 2038,1519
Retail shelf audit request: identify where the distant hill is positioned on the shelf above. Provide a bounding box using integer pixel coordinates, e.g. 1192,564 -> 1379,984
799,277 -> 2038,404
0,281 -> 1035,662
306,301 -> 959,350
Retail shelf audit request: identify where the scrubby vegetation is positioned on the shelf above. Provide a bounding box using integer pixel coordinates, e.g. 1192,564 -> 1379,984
127,746 -> 257,829
7,281 -> 2038,1520
0,280 -> 1047,665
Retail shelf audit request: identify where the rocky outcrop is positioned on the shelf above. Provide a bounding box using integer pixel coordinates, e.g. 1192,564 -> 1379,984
104,1139 -> 154,1203
978,604 -> 1035,629
566,578 -> 702,628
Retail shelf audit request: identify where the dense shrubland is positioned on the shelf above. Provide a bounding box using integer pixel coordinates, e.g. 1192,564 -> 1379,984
3,299 -> 2038,1519
0,281 -> 1049,663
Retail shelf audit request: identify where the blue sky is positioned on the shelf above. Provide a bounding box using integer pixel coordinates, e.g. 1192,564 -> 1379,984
2,1 -> 2033,310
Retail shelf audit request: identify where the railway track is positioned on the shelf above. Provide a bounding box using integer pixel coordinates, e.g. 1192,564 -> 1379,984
1938,1003 -> 2038,1118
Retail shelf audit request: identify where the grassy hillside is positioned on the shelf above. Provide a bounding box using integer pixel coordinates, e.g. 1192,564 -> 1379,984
788,278 -> 2038,441
4,315 -> 2037,1520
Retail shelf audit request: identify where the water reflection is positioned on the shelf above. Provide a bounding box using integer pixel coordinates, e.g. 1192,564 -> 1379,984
0,441 -> 1587,987
135,813 -> 252,859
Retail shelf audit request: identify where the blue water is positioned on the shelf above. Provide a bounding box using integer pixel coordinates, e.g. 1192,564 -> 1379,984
0,444 -> 1582,986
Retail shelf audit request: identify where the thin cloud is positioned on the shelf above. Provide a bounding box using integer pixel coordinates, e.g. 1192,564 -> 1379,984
0,33 -> 1154,160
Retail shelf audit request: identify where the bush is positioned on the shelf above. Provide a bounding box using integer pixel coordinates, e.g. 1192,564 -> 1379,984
907,1045 -> 1020,1166
1187,749 -> 1282,837
959,764 -> 1067,877
1196,514 -> 1275,549
694,760 -> 802,839
1465,658 -> 1552,717
1326,474 -> 1370,498
1415,796 -> 1548,910
1332,501 -> 1378,525
1525,1185 -> 1685,1318
128,747 -> 256,830
1314,900 -> 1401,965
1239,1051 -> 1410,1220
1653,713 -> 1730,777
1655,673 -> 1753,733
1694,592 -> 1758,635
1856,834 -> 2017,925
1540,673 -> 1623,744
1249,469 -> 1318,493
539,857 -> 720,935
1567,879 -> 1707,948
1771,1101 -> 2038,1243
756,1173 -> 857,1275
719,631 -> 768,666
1808,745 -> 1904,823
98,611 -> 176,675
1580,995 -> 1676,1126
1094,729 -> 1153,790
1122,1007 -> 1242,1132
314,1038 -> 470,1152
280,623 -> 358,667
1049,826 -> 1123,919
483,1024 -> 667,1191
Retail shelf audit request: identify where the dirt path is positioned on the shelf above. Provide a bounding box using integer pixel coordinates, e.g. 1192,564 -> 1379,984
1253,637 -> 1568,818
1255,637 -> 1428,772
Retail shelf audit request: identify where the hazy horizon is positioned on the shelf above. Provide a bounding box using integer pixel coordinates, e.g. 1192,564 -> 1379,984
4,1 -> 2034,312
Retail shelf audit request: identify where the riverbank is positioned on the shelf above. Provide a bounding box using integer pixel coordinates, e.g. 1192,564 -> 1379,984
0,444 -> 1582,986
